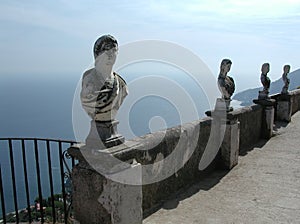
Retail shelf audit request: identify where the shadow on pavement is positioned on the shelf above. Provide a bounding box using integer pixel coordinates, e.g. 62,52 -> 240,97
239,139 -> 268,157
161,167 -> 229,211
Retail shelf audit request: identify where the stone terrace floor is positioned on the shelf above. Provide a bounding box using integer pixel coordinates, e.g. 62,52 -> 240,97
144,112 -> 300,224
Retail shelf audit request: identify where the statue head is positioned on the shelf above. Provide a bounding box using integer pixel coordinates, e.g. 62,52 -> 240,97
283,65 -> 291,74
220,59 -> 232,74
261,63 -> 270,75
93,35 -> 118,70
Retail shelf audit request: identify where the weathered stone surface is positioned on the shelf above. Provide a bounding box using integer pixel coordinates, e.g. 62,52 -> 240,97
228,105 -> 262,150
277,100 -> 292,122
290,89 -> 300,114
72,160 -> 142,224
220,119 -> 240,169
98,165 -> 142,224
72,165 -> 111,224
140,119 -> 211,213
204,105 -> 240,170
253,99 -> 275,139
272,89 -> 300,115
262,106 -> 275,139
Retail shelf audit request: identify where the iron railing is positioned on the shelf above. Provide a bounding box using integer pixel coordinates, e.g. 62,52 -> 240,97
0,138 -> 77,224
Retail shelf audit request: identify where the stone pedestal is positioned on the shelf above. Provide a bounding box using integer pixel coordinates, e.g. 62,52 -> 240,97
253,99 -> 275,139
68,145 -> 143,224
86,120 -> 125,149
276,94 -> 292,122
213,98 -> 233,112
258,91 -> 269,100
220,117 -> 240,170
205,101 -> 240,170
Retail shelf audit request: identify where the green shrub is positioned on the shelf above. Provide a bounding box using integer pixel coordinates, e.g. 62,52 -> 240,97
55,201 -> 65,210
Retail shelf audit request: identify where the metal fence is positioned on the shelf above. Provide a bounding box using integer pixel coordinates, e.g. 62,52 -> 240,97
0,138 -> 77,224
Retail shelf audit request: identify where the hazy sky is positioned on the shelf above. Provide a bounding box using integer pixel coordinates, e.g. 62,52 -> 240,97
1,0 -> 300,91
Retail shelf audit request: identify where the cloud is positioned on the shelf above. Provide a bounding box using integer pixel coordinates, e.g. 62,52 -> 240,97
0,0 -> 299,85
148,0 -> 300,19
1,0 -> 299,41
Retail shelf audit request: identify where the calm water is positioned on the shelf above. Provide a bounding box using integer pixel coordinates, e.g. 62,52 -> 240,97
0,77 -> 77,217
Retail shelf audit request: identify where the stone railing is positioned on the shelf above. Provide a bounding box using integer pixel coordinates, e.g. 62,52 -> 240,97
68,89 -> 300,224
271,88 -> 300,117
290,89 -> 300,114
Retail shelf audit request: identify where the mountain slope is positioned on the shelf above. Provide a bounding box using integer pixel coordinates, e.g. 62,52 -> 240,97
233,69 -> 300,106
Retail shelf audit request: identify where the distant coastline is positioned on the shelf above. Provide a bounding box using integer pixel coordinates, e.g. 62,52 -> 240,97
233,69 -> 300,106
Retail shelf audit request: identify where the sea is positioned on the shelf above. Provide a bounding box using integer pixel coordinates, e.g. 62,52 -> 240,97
0,76 -> 77,218
0,62 -> 243,217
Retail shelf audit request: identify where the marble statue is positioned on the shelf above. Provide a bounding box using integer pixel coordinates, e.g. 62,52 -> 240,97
281,65 -> 291,94
258,63 -> 271,99
80,35 -> 128,147
217,59 -> 235,111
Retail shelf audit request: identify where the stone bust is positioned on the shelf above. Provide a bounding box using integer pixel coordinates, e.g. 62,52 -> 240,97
80,35 -> 128,122
217,59 -> 235,111
281,65 -> 291,94
259,63 -> 271,99
80,35 -> 128,147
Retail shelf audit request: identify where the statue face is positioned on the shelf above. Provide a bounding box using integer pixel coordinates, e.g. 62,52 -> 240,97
95,46 -> 118,71
106,47 -> 118,65
224,64 -> 231,73
283,65 -> 290,74
220,63 -> 231,74
261,63 -> 270,74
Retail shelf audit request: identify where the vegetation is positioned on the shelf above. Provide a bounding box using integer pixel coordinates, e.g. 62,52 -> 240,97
3,194 -> 72,223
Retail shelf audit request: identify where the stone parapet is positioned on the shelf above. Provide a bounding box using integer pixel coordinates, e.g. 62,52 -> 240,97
69,89 -> 300,223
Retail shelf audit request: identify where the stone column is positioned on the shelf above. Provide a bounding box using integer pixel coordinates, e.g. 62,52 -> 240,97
205,99 -> 240,170
68,144 -> 143,224
220,114 -> 240,170
276,94 -> 292,122
253,99 -> 275,139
